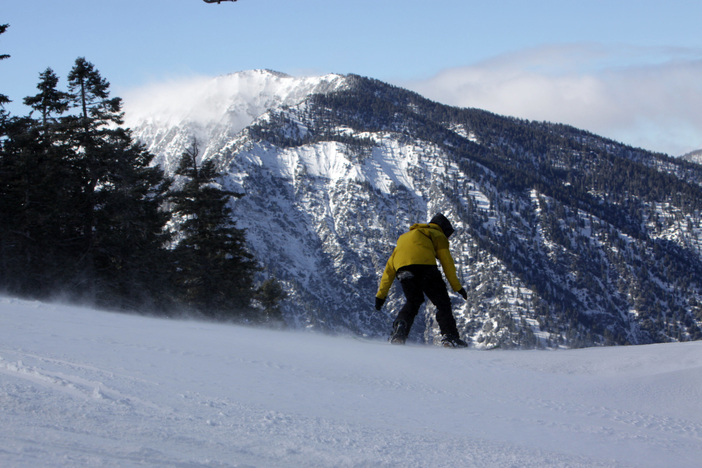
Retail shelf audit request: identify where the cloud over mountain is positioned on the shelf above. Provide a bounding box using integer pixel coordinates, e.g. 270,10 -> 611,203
402,44 -> 702,156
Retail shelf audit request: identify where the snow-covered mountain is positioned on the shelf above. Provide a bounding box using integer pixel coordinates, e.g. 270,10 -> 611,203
125,70 -> 702,348
681,149 -> 702,165
3,296 -> 702,467
125,70 -> 347,173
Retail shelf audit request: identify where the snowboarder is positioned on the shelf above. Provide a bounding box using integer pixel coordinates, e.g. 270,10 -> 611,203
375,213 -> 469,347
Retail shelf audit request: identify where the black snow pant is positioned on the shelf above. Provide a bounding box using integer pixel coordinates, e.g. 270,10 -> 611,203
393,265 -> 460,338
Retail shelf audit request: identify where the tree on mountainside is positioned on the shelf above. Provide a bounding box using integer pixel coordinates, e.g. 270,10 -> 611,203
167,141 -> 258,317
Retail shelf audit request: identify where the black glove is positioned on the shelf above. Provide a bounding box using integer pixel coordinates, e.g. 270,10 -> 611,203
375,297 -> 386,310
458,288 -> 467,300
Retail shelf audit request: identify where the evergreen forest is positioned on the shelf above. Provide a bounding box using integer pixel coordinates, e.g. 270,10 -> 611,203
0,25 -> 281,322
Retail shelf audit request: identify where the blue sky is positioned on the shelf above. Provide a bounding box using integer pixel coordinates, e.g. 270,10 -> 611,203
3,0 -> 702,155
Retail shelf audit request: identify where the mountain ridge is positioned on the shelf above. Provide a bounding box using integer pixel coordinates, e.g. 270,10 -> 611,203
124,70 -> 348,172
127,70 -> 702,348
681,149 -> 702,165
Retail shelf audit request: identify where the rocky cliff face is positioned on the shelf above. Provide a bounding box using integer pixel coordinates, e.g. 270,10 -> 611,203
127,70 -> 702,348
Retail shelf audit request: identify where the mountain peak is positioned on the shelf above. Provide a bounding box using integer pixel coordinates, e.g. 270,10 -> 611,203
123,70 -> 348,133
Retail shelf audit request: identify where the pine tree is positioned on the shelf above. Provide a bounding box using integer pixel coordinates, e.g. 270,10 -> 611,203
67,57 -> 121,127
58,58 -> 161,303
89,135 -> 172,309
168,140 -> 257,317
0,24 -> 10,108
0,115 -> 43,294
23,68 -> 70,131
63,58 -> 172,307
254,278 -> 287,325
0,67 -> 79,297
21,68 -> 78,260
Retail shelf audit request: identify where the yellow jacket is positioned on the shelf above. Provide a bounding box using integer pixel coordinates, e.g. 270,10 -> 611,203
376,223 -> 462,299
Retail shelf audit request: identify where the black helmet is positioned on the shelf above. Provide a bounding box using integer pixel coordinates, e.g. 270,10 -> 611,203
429,213 -> 455,238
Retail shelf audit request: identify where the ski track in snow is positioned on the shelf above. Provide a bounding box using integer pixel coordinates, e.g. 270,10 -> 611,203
1,297 -> 702,467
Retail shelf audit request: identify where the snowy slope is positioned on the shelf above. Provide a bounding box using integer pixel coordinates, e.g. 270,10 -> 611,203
2,297 -> 702,467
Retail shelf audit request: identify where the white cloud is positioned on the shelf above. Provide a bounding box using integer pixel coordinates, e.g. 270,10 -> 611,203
122,70 -> 347,135
122,74 -> 236,128
402,44 -> 702,156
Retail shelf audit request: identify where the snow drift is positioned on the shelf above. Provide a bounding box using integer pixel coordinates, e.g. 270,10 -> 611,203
2,296 -> 702,467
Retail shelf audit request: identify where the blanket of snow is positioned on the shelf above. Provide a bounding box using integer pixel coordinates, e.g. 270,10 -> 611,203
2,296 -> 701,467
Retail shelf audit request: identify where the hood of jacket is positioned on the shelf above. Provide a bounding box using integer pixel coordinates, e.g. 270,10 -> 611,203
428,213 -> 455,238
